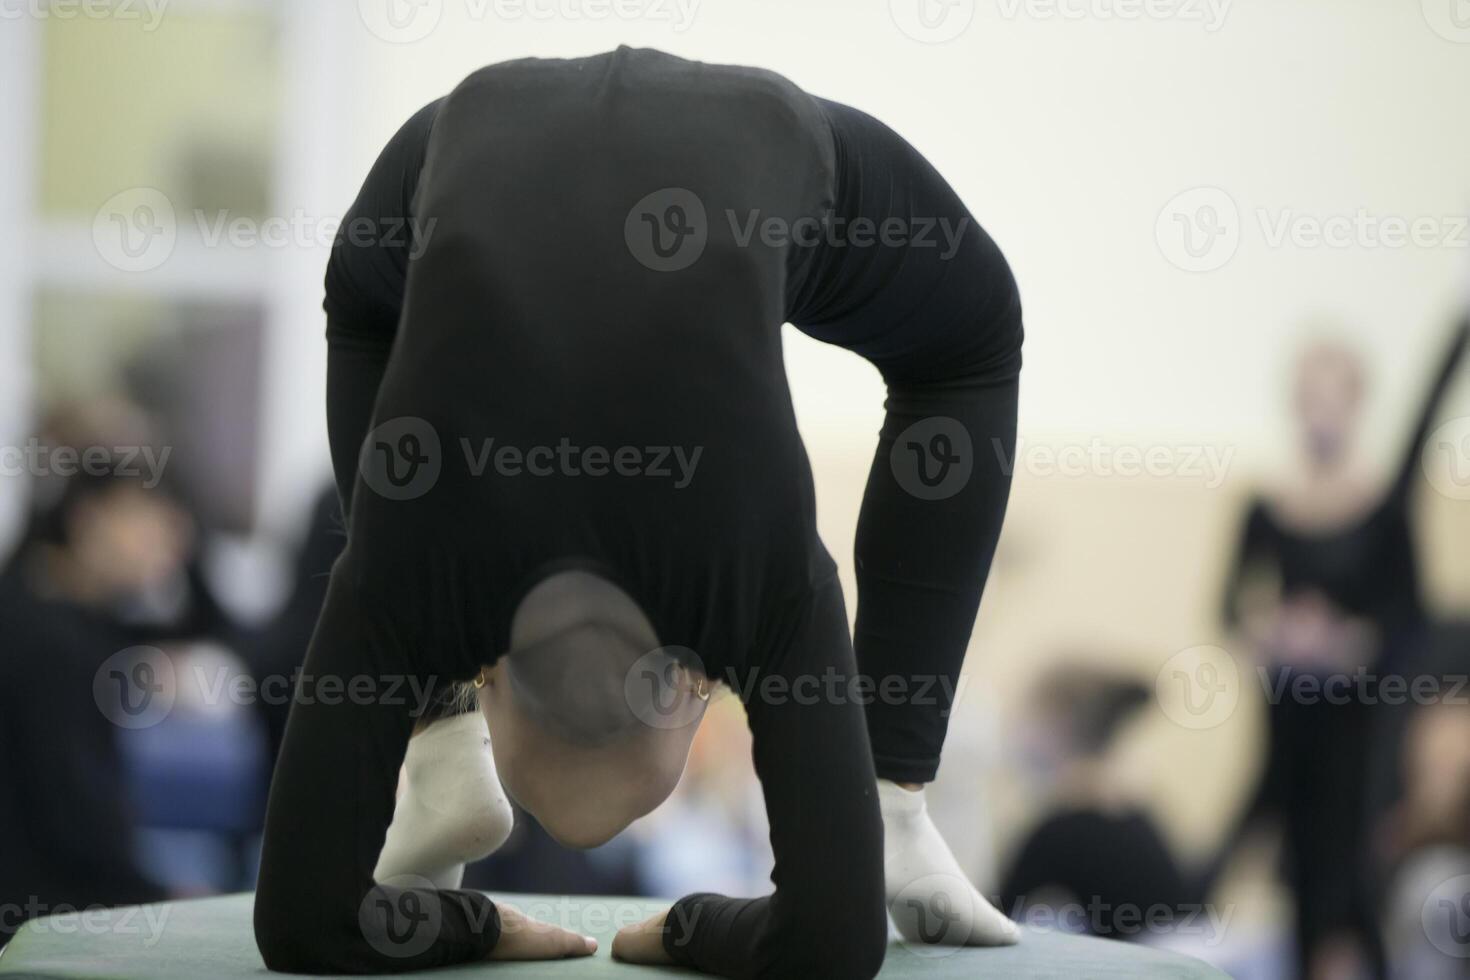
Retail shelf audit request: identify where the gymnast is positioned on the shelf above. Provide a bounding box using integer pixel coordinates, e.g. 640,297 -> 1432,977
254,46 -> 1023,977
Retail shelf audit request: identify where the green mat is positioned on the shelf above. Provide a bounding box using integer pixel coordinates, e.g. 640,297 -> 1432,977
0,893 -> 1228,978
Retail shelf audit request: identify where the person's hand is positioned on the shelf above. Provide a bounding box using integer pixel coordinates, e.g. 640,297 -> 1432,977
611,909 -> 675,965
488,904 -> 597,960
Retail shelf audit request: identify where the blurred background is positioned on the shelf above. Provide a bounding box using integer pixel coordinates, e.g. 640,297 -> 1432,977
2,3 -> 1469,979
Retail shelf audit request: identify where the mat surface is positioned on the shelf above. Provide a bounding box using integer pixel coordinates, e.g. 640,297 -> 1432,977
0,893 -> 1228,978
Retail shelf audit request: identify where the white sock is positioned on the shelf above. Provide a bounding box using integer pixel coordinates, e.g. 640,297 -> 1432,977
374,712 -> 514,890
879,779 -> 1020,947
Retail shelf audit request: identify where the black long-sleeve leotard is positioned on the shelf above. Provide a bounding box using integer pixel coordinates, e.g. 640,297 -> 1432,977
1222,318 -> 1469,636
255,47 -> 1022,978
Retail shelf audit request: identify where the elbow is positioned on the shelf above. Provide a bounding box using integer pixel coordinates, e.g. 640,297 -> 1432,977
254,889 -> 326,975
770,922 -> 886,980
253,879 -> 345,975
764,884 -> 888,979
828,921 -> 888,980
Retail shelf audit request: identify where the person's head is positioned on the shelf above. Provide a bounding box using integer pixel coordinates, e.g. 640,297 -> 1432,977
475,570 -> 710,849
1293,339 -> 1366,469
19,401 -> 192,602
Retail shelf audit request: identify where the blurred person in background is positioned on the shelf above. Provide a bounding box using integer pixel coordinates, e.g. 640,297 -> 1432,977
1378,624 -> 1470,980
1000,663 -> 1221,942
1219,319 -> 1470,979
239,485 -> 345,767
0,401 -> 193,945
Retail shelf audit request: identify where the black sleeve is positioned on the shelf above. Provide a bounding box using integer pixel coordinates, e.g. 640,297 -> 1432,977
253,563 -> 501,973
787,99 -> 1023,782
661,579 -> 888,980
1387,315 -> 1469,505
324,98 -> 442,519
1220,499 -> 1276,630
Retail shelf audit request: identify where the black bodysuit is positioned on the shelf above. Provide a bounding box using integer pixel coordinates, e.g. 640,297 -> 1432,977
255,47 -> 1022,978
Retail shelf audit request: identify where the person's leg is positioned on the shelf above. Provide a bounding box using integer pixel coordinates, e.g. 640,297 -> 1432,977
374,706 -> 513,889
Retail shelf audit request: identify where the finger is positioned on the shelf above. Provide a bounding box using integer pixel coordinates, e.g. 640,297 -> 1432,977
561,934 -> 596,963
611,928 -> 639,961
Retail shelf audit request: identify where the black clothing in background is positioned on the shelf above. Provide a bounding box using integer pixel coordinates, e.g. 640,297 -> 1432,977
0,571 -> 168,948
1000,808 -> 1200,940
240,486 -> 346,768
1219,318 -> 1469,979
